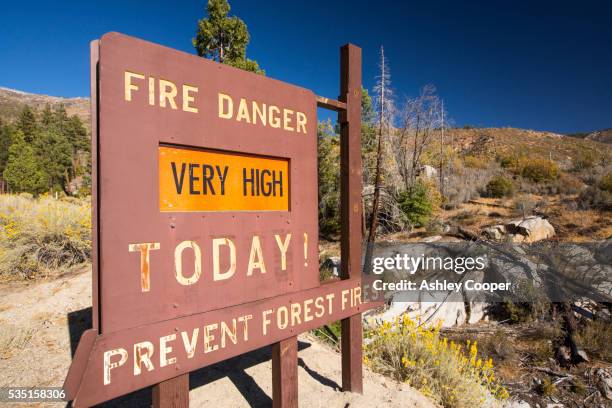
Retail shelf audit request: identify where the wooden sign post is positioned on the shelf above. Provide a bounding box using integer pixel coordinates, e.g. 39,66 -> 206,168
63,33 -> 373,408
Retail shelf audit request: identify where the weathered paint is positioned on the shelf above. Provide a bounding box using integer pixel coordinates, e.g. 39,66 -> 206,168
69,279 -> 369,407
64,33 -> 373,408
94,32 -> 318,334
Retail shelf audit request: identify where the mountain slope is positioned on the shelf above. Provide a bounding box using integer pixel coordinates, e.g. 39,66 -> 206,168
566,128 -> 612,144
0,87 -> 90,128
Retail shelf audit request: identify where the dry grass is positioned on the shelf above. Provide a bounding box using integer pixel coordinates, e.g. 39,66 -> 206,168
576,319 -> 612,361
0,193 -> 91,280
0,324 -> 34,359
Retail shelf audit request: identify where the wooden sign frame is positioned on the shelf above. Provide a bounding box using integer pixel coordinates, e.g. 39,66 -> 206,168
63,33 -> 369,408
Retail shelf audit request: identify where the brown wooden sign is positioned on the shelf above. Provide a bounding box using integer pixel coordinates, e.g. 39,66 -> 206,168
64,32 -> 372,407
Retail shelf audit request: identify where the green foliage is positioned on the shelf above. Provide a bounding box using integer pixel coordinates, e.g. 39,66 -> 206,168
463,155 -> 489,169
496,153 -> 518,169
521,158 -> 559,183
2,105 -> 89,196
193,0 -> 263,74
538,378 -> 557,396
360,88 -> 377,185
318,90 -> 376,238
0,120 -> 13,174
485,176 -> 514,198
2,131 -> 47,194
16,106 -> 38,143
600,171 -> 612,193
317,121 -> 340,237
397,179 -> 440,228
35,129 -> 72,191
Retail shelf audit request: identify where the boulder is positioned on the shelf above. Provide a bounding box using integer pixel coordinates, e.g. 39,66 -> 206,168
483,224 -> 506,240
421,164 -> 438,178
482,216 -> 555,243
597,368 -> 612,400
506,216 -> 555,243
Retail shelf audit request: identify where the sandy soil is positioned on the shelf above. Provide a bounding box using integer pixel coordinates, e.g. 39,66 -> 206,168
0,268 -> 436,408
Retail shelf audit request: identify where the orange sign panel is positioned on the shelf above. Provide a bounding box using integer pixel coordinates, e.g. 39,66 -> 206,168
159,145 -> 289,212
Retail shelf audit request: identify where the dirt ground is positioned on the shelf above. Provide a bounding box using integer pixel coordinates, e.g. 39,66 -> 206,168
0,267 -> 436,408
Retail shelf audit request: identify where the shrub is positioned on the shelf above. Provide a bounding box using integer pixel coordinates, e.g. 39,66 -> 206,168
521,159 -> 559,183
397,179 -> 441,228
512,194 -> 537,217
317,124 -> 341,237
444,167 -> 494,208
463,155 -> 489,169
0,194 -> 91,279
364,316 -> 509,407
538,378 -> 557,396
601,171 -> 612,193
576,320 -> 612,361
496,153 -> 520,170
556,173 -> 584,195
578,186 -> 612,211
572,150 -> 596,171
485,176 -> 514,198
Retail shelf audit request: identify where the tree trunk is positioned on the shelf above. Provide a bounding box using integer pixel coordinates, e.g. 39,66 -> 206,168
363,124 -> 384,274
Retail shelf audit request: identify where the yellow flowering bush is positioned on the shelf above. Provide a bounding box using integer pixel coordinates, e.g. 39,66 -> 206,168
0,194 -> 91,279
364,315 -> 509,408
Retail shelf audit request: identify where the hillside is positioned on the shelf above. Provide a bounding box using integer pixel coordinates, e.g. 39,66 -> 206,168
0,86 -> 90,129
1,86 -> 609,156
567,128 -> 612,144
450,127 -> 612,166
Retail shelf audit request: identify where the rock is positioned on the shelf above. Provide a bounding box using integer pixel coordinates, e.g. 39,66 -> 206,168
576,349 -> 589,363
421,164 -> 438,178
483,224 -> 506,240
482,217 -> 555,243
502,399 -> 531,408
320,257 -> 340,277
506,216 -> 555,243
556,346 -> 571,364
596,368 -> 612,400
421,235 -> 442,243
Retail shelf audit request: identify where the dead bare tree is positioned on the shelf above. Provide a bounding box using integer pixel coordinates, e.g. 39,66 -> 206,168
394,85 -> 444,190
364,46 -> 394,272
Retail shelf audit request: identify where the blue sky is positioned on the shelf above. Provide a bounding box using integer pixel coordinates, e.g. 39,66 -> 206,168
0,0 -> 610,133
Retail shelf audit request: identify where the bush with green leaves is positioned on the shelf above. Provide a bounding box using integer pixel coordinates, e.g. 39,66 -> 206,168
521,158 -> 559,183
397,179 -> 440,228
485,176 -> 514,198
317,122 -> 341,237
463,155 -> 489,169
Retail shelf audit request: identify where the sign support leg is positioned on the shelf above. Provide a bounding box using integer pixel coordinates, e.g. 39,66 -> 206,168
339,43 -> 363,394
272,335 -> 298,407
152,373 -> 189,408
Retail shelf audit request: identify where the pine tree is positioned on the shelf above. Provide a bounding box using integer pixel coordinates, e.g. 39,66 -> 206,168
41,104 -> 54,127
3,130 -> 47,194
193,0 -> 264,74
0,119 -> 10,174
35,129 -> 72,191
17,105 -> 39,143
